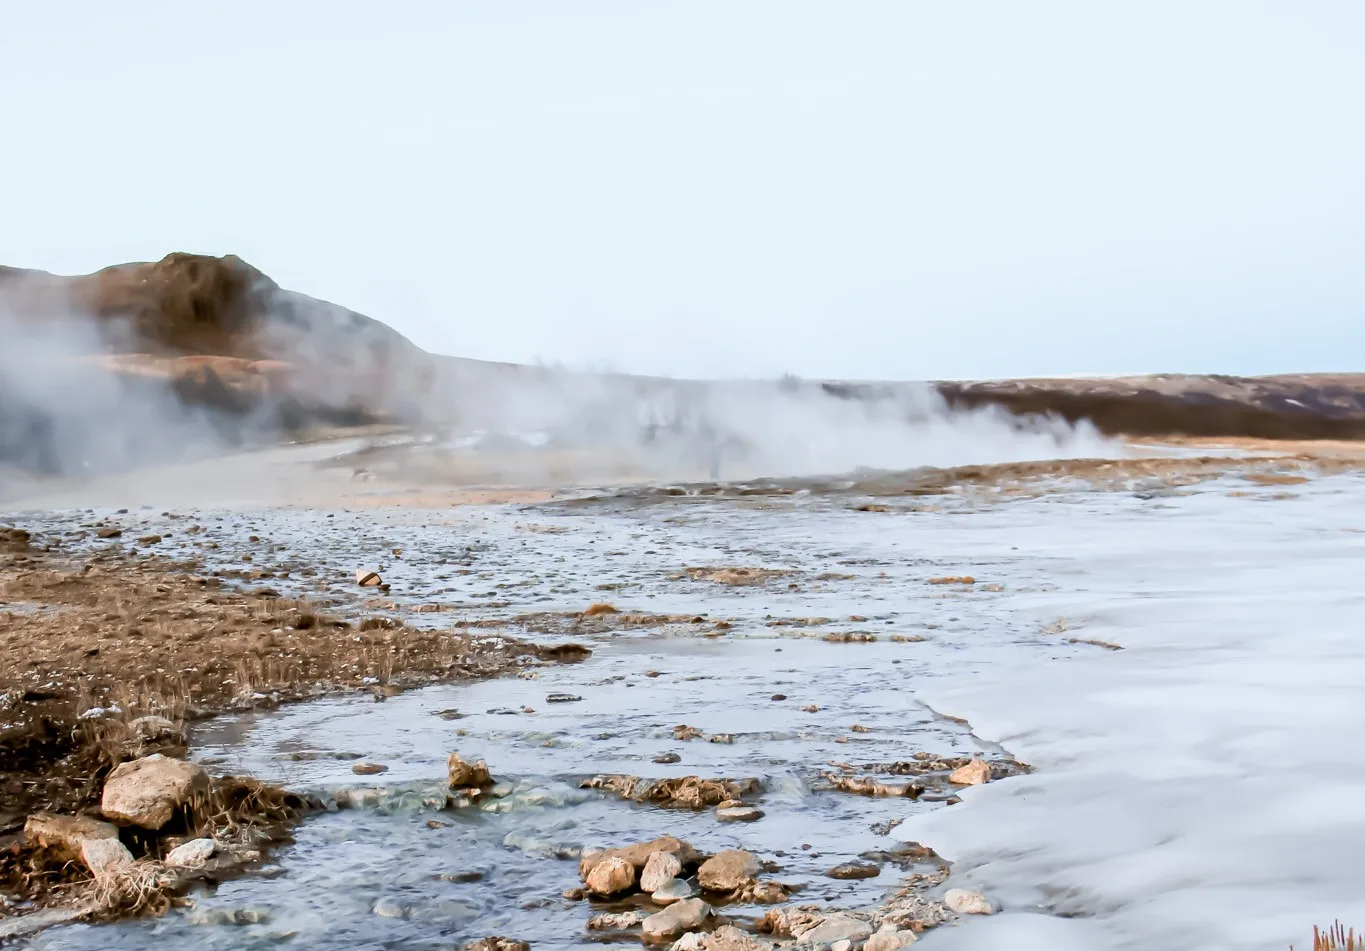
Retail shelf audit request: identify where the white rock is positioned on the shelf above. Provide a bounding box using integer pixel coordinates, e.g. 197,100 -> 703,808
799,913 -> 873,946
80,837 -> 133,877
831,941 -> 852,951
642,898 -> 711,939
641,850 -> 684,892
671,933 -> 706,951
652,878 -> 696,904
165,837 -> 216,867
586,855 -> 636,896
944,888 -> 997,915
716,805 -> 764,822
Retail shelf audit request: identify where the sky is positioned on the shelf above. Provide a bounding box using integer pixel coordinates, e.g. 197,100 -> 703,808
3,2 -> 1364,381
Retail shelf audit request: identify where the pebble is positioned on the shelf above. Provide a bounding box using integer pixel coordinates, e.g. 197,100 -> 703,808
825,861 -> 881,880
654,752 -> 682,764
351,762 -> 389,775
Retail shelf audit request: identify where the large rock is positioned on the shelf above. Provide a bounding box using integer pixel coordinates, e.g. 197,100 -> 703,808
24,813 -> 120,860
585,855 -> 636,896
641,851 -> 684,892
697,850 -> 758,892
580,836 -> 697,880
101,755 -> 211,830
642,897 -> 711,940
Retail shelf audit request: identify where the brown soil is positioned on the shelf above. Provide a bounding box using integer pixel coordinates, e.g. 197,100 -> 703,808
0,526 -> 542,837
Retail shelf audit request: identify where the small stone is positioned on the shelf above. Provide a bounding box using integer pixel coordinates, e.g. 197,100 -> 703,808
641,851 -> 684,892
642,897 -> 711,939
947,759 -> 991,786
825,861 -> 880,880
698,850 -> 759,892
746,880 -> 790,904
770,694 -> 787,701
943,888 -> 997,915
651,878 -> 696,905
864,931 -> 918,951
585,855 -> 636,896
716,805 -> 764,822
80,837 -> 133,877
127,715 -> 183,743
351,762 -> 389,775
440,871 -> 484,883
101,755 -> 210,830
546,693 -> 582,703
562,887 -> 585,901
801,704 -> 820,713
165,837 -> 216,867
654,752 -> 682,764
356,569 -> 383,586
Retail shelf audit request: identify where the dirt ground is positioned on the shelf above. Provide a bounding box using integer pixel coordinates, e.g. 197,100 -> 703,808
0,524 -> 546,838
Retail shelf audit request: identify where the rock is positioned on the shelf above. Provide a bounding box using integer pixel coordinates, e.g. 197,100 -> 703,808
448,753 -> 493,789
585,855 -> 636,896
947,759 -> 991,786
716,805 -> 764,822
641,850 -> 684,892
80,837 -> 134,877
460,939 -> 530,951
864,931 -> 919,951
743,880 -> 790,904
671,933 -> 707,951
587,911 -> 643,930
698,850 -> 758,892
831,941 -> 852,951
546,693 -> 582,703
351,762 -> 389,775
128,715 -> 183,743
651,878 -> 696,904
943,888 -> 997,915
654,752 -> 682,764
373,896 -> 408,918
187,905 -> 272,926
24,813 -> 120,860
825,861 -> 881,880
562,887 -> 584,900
101,755 -> 210,830
580,836 -> 698,880
799,913 -> 873,946
165,837 -> 216,867
642,897 -> 712,939
356,569 -> 382,586
704,925 -> 771,951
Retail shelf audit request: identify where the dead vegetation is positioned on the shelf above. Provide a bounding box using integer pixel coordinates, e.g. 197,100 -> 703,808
1296,922 -> 1363,950
580,775 -> 762,809
680,566 -> 788,586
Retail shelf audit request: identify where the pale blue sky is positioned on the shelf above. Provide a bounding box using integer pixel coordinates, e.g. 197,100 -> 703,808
3,2 -> 1363,380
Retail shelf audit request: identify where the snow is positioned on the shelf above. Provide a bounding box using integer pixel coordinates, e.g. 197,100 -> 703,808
901,474 -> 1365,951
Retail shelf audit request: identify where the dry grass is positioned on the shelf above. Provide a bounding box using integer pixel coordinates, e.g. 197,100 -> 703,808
1294,922 -> 1363,950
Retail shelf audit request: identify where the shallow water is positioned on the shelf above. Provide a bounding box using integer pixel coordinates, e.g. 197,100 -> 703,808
14,462 -> 1301,950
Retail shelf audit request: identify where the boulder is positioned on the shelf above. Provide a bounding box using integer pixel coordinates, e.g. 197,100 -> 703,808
642,897 -> 711,940
697,850 -> 758,892
641,851 -> 684,892
947,759 -> 991,786
704,925 -> 772,951
943,888 -> 997,915
24,813 -> 120,861
166,837 -> 216,866
101,755 -> 210,830
585,855 -> 636,896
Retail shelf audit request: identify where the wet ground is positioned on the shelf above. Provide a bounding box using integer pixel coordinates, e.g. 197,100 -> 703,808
6,448 -> 1352,949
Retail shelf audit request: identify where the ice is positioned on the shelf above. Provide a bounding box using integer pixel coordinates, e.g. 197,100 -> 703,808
903,476 -> 1365,950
